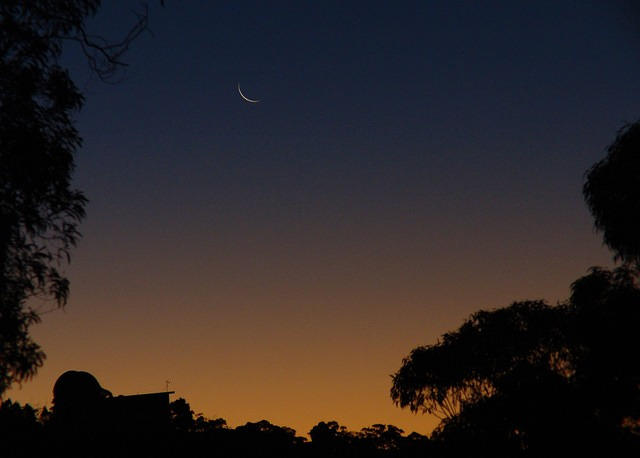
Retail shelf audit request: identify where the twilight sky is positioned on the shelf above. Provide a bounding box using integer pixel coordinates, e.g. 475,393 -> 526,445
9,0 -> 640,436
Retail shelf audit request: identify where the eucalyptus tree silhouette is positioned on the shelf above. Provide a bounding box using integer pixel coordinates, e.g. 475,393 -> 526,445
0,1 -> 149,395
392,271 -> 640,455
392,121 -> 640,455
584,120 -> 640,265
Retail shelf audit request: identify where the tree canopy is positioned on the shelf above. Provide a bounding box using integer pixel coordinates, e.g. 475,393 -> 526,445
0,1 -> 148,395
391,267 -> 640,454
392,120 -> 640,454
584,120 -> 640,265
1,0 -> 88,395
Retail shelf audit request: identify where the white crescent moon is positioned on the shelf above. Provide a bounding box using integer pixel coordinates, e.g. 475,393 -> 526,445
237,83 -> 260,103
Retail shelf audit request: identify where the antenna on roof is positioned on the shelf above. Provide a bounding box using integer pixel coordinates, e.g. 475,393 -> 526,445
165,380 -> 171,392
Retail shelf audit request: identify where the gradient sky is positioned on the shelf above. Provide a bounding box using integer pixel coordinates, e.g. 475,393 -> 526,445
8,0 -> 640,437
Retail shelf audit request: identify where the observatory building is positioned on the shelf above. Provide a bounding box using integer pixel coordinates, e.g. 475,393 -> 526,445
52,370 -> 174,435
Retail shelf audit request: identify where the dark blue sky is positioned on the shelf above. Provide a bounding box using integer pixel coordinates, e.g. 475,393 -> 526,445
71,1 -> 640,230
14,0 -> 640,436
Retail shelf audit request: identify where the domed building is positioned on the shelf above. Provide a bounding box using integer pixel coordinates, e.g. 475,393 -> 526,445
52,370 -> 173,436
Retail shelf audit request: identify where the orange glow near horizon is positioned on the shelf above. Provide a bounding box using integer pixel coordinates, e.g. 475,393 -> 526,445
7,205 -> 612,437
3,1 -> 632,439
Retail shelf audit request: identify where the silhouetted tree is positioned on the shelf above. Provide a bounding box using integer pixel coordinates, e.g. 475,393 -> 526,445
358,424 -> 405,452
234,420 -> 305,458
169,398 -> 195,432
308,421 -> 432,458
565,267 -> 640,443
0,1 -> 149,395
0,399 -> 45,456
391,300 -> 563,420
391,267 -> 640,455
584,120 -> 640,265
193,414 -> 227,433
401,431 -> 433,458
392,118 -> 640,454
309,421 -> 355,457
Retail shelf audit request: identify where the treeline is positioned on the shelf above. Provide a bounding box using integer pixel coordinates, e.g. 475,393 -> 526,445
169,398 -> 433,458
0,396 -> 434,458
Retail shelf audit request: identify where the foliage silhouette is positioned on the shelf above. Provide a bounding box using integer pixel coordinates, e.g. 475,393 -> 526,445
584,120 -> 640,265
169,397 -> 227,434
391,121 -> 640,455
308,420 -> 432,458
1,390 -> 434,458
309,420 -> 353,456
391,300 -> 562,420
359,424 -> 405,452
391,267 -> 640,455
233,419 -> 304,458
0,1 -> 149,395
0,398 -> 45,457
169,397 -> 195,432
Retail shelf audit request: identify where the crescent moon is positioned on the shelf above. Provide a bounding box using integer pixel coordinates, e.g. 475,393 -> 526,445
237,83 -> 260,103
